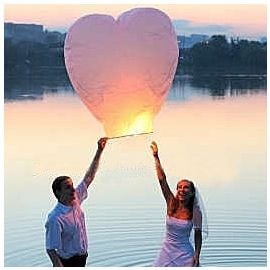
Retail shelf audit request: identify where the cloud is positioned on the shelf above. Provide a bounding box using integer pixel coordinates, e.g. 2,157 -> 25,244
46,18 -> 265,40
172,19 -> 233,37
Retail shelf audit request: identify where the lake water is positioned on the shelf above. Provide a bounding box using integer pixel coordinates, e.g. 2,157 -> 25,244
4,75 -> 267,267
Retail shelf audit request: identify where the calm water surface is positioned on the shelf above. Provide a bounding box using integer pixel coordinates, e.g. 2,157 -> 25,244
4,75 -> 267,266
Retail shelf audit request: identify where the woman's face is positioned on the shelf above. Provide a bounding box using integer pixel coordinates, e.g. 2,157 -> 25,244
176,180 -> 194,202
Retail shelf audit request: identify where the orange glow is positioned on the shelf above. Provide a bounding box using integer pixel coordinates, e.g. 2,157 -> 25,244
99,92 -> 158,138
126,111 -> 153,134
115,111 -> 154,137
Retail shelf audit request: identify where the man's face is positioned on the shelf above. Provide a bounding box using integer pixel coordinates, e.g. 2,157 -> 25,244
57,178 -> 75,205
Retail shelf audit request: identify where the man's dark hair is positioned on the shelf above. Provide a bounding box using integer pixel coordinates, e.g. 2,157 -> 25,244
52,176 -> 70,199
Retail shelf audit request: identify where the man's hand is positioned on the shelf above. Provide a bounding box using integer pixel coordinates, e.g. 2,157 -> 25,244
98,137 -> 108,151
193,254 -> 200,267
150,141 -> 158,156
46,249 -> 64,267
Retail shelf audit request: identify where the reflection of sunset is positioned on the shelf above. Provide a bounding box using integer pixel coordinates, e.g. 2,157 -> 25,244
154,95 -> 266,185
5,92 -> 266,187
4,95 -> 103,178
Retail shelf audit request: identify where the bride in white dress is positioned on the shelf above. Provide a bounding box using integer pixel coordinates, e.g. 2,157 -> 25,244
150,141 -> 205,267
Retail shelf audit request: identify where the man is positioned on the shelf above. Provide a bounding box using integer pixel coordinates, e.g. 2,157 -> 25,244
45,137 -> 108,267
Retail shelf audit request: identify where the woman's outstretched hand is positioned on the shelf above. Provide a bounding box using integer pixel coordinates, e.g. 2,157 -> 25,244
150,141 -> 158,156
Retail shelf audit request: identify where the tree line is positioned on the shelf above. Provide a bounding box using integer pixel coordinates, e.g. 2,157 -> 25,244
4,37 -> 66,77
178,35 -> 266,74
4,34 -> 267,77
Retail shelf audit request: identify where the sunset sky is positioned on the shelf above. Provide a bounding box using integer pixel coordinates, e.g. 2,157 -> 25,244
4,3 -> 267,40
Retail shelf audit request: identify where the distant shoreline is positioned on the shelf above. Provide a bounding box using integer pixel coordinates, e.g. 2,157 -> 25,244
4,66 -> 267,80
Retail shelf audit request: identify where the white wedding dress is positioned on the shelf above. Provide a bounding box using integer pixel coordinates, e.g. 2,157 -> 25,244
153,216 -> 195,267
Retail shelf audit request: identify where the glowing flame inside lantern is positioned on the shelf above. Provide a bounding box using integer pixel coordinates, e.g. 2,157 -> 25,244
123,111 -> 153,136
64,8 -> 179,138
103,108 -> 154,138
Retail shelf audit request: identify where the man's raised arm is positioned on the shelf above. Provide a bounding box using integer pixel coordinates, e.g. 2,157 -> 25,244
83,137 -> 108,188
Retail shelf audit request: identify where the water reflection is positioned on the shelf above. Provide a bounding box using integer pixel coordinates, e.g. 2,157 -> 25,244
169,74 -> 266,101
4,73 -> 73,101
4,74 -> 267,267
4,74 -> 267,102
190,74 -> 266,97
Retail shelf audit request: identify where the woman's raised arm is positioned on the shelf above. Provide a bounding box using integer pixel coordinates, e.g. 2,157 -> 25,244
150,141 -> 174,204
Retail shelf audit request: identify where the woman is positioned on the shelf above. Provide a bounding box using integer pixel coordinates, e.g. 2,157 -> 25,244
150,141 -> 204,267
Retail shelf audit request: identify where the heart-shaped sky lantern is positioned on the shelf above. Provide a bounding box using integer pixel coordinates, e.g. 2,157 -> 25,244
64,8 -> 179,138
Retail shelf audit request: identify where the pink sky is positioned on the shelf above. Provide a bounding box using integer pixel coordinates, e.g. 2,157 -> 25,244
4,4 -> 267,39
